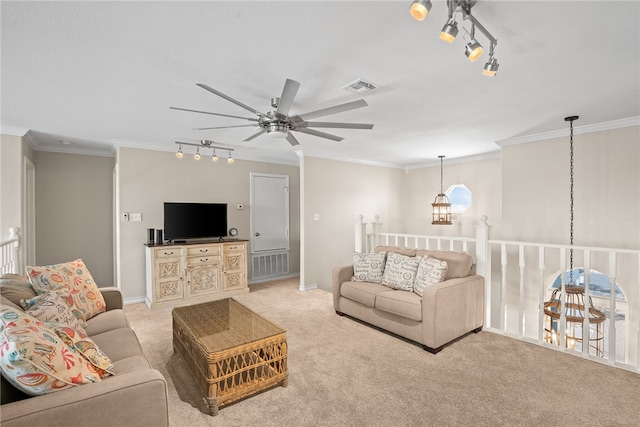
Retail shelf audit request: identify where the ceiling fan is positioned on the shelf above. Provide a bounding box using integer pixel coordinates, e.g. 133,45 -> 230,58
170,79 -> 374,147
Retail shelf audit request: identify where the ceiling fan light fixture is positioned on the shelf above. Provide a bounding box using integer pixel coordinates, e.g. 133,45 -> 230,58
465,40 -> 484,62
267,123 -> 289,138
483,57 -> 499,76
439,21 -> 458,43
410,0 -> 432,21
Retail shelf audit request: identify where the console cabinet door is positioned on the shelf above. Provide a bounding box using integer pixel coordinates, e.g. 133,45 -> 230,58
223,243 -> 247,291
186,264 -> 221,297
154,255 -> 184,302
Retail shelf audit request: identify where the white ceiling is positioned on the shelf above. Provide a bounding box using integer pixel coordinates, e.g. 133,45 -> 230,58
2,1 -> 639,168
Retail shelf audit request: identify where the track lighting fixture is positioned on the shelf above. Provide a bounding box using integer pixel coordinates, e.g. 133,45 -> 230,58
410,0 -> 500,76
439,20 -> 459,43
174,140 -> 234,165
410,0 -> 432,21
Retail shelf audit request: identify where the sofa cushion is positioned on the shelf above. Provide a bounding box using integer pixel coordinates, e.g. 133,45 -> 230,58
375,290 -> 422,322
415,250 -> 472,280
90,328 -> 143,362
413,256 -> 448,297
20,290 -> 88,333
84,309 -> 130,336
26,258 -> 106,321
109,355 -> 151,376
381,252 -> 420,291
352,251 -> 387,283
340,281 -> 388,308
0,308 -> 102,396
0,275 -> 37,307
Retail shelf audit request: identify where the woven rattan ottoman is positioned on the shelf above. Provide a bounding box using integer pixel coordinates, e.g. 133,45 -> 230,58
172,298 -> 288,416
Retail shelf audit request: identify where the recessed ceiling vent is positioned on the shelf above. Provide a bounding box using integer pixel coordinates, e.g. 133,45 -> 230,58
341,79 -> 378,94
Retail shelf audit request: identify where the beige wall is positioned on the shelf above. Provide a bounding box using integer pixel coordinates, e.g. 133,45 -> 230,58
34,151 -> 114,285
501,126 -> 639,248
116,147 -> 300,301
300,156 -> 406,291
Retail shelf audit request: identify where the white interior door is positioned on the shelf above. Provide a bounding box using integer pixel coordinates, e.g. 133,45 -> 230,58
250,173 -> 289,252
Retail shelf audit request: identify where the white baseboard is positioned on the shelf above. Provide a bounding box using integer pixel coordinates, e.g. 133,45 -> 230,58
248,273 -> 299,285
299,282 -> 318,291
124,296 -> 146,305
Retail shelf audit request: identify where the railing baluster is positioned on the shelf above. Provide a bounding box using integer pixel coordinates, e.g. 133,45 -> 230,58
519,245 -> 525,338
608,251 -> 617,364
538,246 -> 546,344
559,248 -> 567,352
582,250 -> 591,357
501,243 -> 507,333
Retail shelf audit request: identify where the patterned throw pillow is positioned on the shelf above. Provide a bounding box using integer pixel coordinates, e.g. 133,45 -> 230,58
413,256 -> 449,296
54,325 -> 114,378
26,259 -> 106,321
0,308 -> 102,396
20,289 -> 88,332
381,253 -> 420,291
352,252 -> 387,283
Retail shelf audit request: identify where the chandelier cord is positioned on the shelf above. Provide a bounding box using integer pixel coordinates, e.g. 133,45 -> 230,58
440,156 -> 444,194
569,119 -> 575,284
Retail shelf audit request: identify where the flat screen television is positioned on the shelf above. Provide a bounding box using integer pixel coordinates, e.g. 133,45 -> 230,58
163,202 -> 227,241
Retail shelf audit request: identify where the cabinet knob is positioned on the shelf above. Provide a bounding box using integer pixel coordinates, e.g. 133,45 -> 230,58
200,249 -> 208,253
164,251 -> 173,255
200,258 -> 208,263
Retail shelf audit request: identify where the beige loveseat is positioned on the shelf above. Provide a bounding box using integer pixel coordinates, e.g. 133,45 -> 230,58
0,276 -> 169,426
332,246 -> 484,353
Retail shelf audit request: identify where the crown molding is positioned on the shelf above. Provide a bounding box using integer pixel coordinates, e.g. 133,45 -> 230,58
33,145 -> 115,158
0,126 -> 29,137
496,116 -> 640,147
297,149 -> 404,169
404,150 -> 502,171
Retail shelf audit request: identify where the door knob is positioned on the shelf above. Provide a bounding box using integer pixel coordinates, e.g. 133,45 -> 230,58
255,232 -> 260,237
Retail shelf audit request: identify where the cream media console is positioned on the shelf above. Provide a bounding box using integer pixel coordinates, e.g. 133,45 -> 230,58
145,240 -> 248,309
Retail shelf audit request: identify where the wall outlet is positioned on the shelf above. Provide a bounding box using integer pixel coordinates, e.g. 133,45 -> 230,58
122,213 -> 129,222
313,213 -> 320,221
130,213 -> 142,222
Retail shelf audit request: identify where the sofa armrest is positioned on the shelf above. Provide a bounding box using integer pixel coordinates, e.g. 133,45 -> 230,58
332,265 -> 354,310
421,275 -> 484,349
0,369 -> 168,427
100,287 -> 124,311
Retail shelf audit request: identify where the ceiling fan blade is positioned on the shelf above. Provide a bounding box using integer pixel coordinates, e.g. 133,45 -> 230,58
275,79 -> 300,118
295,128 -> 344,142
286,133 -> 300,147
298,121 -> 374,130
195,124 -> 258,130
243,129 -> 267,142
295,99 -> 368,121
170,106 -> 258,122
196,83 -> 265,116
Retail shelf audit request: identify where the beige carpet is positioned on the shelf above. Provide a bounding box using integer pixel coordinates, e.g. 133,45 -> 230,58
125,277 -> 640,426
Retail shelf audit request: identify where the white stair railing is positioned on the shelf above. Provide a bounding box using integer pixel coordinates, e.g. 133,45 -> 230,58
358,217 -> 640,372
1,227 -> 21,275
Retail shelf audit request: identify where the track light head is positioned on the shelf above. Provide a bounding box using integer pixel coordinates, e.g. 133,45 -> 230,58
194,148 -> 201,160
483,57 -> 499,76
227,151 -> 234,164
410,0 -> 432,21
176,145 -> 183,159
211,152 -> 219,162
465,40 -> 484,62
439,21 -> 458,43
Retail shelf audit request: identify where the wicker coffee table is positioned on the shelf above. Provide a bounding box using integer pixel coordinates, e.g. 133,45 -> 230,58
172,298 -> 288,416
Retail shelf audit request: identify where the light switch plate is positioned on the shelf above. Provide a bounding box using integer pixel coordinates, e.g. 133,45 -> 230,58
130,213 -> 142,222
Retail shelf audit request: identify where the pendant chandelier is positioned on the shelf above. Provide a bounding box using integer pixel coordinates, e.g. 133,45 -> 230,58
543,116 -> 605,356
432,155 -> 452,225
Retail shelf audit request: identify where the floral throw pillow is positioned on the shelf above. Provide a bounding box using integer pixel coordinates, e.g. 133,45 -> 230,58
26,259 -> 106,321
413,256 -> 449,297
352,251 -> 387,283
380,253 -> 420,291
20,289 -> 88,332
0,308 -> 101,396
54,325 -> 114,378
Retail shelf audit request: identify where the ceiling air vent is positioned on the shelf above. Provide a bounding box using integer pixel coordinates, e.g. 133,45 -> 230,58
341,79 -> 378,94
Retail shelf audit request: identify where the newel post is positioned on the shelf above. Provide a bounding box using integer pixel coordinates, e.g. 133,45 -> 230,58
355,215 -> 367,253
371,215 -> 382,252
475,216 -> 492,328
